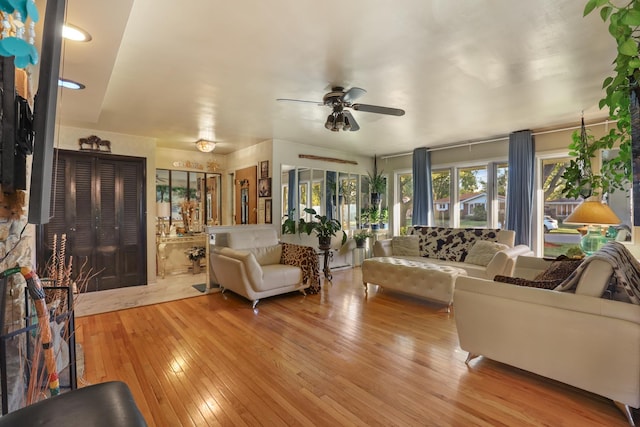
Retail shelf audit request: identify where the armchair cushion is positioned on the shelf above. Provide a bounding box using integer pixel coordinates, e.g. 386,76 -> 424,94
280,242 -> 320,293
248,244 -> 282,266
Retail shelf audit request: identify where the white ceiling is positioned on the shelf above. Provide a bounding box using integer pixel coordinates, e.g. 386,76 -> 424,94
52,0 -> 615,156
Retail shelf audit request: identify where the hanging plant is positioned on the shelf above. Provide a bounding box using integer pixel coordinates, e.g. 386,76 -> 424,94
561,0 -> 638,199
561,118 -> 630,199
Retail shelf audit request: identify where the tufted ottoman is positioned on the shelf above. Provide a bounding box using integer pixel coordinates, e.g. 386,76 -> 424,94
362,257 -> 467,308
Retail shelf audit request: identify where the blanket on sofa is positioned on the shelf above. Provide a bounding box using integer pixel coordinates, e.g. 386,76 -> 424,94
555,242 -> 640,304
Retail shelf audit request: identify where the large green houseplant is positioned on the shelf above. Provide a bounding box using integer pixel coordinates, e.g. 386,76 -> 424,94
299,208 -> 347,249
561,0 -> 638,199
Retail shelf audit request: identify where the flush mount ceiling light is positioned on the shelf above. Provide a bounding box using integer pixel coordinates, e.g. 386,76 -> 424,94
62,24 -> 92,42
58,78 -> 85,90
195,139 -> 216,152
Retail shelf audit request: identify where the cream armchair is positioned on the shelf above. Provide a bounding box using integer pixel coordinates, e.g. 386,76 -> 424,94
210,229 -> 319,308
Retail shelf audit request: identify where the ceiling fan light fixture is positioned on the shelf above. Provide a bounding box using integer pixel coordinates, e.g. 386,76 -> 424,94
334,112 -> 345,129
195,139 -> 216,152
325,114 -> 335,130
343,115 -> 351,131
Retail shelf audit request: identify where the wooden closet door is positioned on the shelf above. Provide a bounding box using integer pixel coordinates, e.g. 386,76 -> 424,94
37,150 -> 146,292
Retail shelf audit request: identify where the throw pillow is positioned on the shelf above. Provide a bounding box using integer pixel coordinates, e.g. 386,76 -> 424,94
248,244 -> 283,266
535,257 -> 583,281
391,235 -> 420,256
465,240 -> 509,266
494,275 -> 563,290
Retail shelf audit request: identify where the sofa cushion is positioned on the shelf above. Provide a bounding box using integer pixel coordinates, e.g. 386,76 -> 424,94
248,244 -> 282,266
391,235 -> 420,256
494,275 -> 563,290
465,240 -> 509,266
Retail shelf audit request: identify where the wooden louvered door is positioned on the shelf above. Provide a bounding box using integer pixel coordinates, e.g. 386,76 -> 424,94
37,150 -> 146,292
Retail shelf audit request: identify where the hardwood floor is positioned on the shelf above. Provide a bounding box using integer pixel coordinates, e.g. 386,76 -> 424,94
76,268 -> 632,426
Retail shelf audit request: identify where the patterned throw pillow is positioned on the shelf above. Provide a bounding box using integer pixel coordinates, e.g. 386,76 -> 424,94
494,275 -> 563,290
534,257 -> 583,281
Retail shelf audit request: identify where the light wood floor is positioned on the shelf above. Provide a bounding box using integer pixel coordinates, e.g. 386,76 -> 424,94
76,268 -> 632,426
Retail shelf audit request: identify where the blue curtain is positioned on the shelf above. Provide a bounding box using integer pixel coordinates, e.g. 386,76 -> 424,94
325,171 -> 336,220
412,147 -> 434,226
287,169 -> 295,219
506,130 -> 535,246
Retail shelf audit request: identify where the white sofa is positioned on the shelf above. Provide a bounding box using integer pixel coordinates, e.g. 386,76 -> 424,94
373,226 -> 534,279
454,256 -> 640,425
210,229 -> 318,308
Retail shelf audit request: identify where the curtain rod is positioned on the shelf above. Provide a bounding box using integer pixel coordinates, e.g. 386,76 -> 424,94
380,119 -> 614,160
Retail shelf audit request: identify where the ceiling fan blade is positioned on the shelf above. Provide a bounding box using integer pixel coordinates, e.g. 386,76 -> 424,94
352,103 -> 405,116
341,87 -> 367,103
276,98 -> 323,105
343,110 -> 360,131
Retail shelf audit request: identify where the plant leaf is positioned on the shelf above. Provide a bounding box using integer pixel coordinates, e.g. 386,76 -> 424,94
618,38 -> 638,56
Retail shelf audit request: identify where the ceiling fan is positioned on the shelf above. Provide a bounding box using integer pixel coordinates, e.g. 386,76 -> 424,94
277,86 -> 405,132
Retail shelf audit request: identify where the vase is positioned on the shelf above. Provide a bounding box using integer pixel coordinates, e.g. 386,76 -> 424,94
192,259 -> 201,274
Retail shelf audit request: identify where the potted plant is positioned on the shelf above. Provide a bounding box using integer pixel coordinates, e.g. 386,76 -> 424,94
563,2 -> 635,202
366,171 -> 386,207
380,206 -> 389,229
359,207 -> 370,228
299,208 -> 347,249
281,208 -> 297,234
353,230 -> 373,248
369,206 -> 381,230
186,246 -> 206,274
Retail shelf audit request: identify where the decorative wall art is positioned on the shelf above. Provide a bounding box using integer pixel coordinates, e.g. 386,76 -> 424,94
265,199 -> 272,223
260,160 -> 269,178
258,178 -> 271,197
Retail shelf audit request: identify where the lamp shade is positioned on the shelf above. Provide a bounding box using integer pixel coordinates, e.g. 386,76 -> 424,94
156,202 -> 171,218
563,200 -> 621,225
195,139 -> 216,152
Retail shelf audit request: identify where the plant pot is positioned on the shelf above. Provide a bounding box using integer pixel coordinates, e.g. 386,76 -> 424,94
355,240 -> 366,248
318,236 -> 332,250
371,223 -> 380,231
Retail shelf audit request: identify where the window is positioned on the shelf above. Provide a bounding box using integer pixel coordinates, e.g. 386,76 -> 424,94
431,169 -> 450,227
398,172 -> 413,234
541,157 -> 582,257
458,166 -> 487,227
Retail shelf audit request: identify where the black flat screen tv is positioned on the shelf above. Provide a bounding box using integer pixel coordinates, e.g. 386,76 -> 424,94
28,0 -> 65,225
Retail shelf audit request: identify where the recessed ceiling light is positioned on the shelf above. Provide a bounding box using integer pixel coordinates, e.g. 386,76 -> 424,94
62,24 -> 92,42
58,78 -> 85,90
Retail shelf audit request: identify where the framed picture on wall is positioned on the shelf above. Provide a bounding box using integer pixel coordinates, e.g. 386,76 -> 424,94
265,199 -> 272,223
260,160 -> 269,178
258,178 -> 271,197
